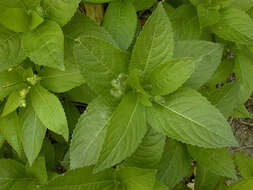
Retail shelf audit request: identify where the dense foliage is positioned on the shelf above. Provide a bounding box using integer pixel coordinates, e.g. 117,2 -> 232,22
1,0 -> 253,189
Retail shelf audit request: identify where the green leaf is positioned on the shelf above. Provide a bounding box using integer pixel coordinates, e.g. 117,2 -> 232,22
26,156 -> 48,185
23,21 -> 64,71
2,91 -> 23,117
9,181 -> 37,190
29,10 -> 44,30
233,152 -> 253,178
20,104 -> 47,166
95,92 -> 147,173
230,0 -> 253,11
174,40 -> 223,89
116,167 -> 157,190
0,70 -> 25,101
228,178 -> 253,189
195,166 -> 224,190
206,59 -> 235,87
70,96 -> 117,169
154,180 -> 168,190
0,25 -> 26,72
73,35 -> 128,95
197,4 -> 220,28
231,104 -> 252,118
200,81 -> 240,118
147,87 -> 238,148
0,159 -> 31,190
103,0 -> 137,50
0,8 -> 30,32
129,3 -> 174,79
0,112 -> 22,156
66,84 -> 96,104
157,139 -> 192,189
40,166 -> 115,190
30,85 -> 69,141
130,0 -> 156,11
0,132 -> 4,148
212,8 -> 253,45
235,52 -> 253,103
169,5 -> 200,41
40,67 -> 85,93
41,0 -> 80,27
148,58 -> 195,96
83,0 -> 111,3
124,127 -> 166,169
188,146 -> 236,179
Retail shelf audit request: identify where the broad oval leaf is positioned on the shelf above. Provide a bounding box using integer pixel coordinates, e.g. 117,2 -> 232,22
157,139 -> 192,189
41,0 -> 81,27
70,96 -> 117,169
23,21 -> 64,71
129,3 -> 174,79
20,104 -> 47,166
103,0 -> 137,50
2,91 -> 23,117
148,58 -> 195,96
30,85 -> 69,141
233,152 -> 253,178
94,92 -> 147,173
147,87 -> 238,148
212,8 -> 253,45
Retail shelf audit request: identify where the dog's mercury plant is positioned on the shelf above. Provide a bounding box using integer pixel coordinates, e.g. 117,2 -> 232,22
1,0 -> 253,189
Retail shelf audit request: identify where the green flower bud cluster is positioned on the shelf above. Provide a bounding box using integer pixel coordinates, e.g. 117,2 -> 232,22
27,74 -> 41,86
110,73 -> 128,98
19,87 -> 31,108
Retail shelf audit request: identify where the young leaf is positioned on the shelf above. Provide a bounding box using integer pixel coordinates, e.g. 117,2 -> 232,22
30,85 -> 69,141
95,92 -> 147,173
2,91 -> 23,117
0,8 -> 30,32
147,87 -> 238,148
212,8 -> 253,45
29,10 -> 44,30
116,167 -> 157,190
227,178 -> 253,189
103,0 -> 137,50
23,21 -> 64,71
0,25 -> 26,72
174,40 -> 223,89
129,3 -> 174,79
124,127 -> 166,169
40,166 -> 115,190
41,0 -> 81,27
70,96 -> 117,169
0,112 -> 22,156
148,58 -> 195,96
233,152 -> 253,178
20,104 -> 47,166
157,139 -> 192,189
188,146 -> 236,179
